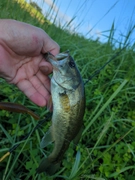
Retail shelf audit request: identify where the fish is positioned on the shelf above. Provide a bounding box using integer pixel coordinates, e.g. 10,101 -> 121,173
36,51 -> 85,175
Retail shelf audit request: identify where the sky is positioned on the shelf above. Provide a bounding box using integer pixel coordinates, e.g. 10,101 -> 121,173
26,0 -> 135,45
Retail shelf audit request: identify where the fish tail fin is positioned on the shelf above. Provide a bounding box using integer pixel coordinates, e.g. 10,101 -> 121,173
36,158 -> 60,175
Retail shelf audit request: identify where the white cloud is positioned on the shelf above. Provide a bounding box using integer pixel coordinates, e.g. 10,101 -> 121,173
44,0 -> 59,12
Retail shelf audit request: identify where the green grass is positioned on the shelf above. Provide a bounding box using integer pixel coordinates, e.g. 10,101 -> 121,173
0,0 -> 135,179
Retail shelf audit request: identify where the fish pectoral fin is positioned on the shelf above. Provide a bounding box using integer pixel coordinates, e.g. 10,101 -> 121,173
40,127 -> 54,148
73,126 -> 84,145
47,96 -> 53,111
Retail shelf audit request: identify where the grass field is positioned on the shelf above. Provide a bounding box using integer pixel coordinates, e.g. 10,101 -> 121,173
0,0 -> 135,179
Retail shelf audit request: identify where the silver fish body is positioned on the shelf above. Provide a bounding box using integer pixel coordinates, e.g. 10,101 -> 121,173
37,52 -> 85,175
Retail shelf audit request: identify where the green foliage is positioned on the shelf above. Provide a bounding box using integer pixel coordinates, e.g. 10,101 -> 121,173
0,0 -> 135,180
29,1 -> 42,13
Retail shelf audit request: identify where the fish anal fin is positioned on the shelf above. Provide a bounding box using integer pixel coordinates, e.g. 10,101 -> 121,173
40,127 -> 54,148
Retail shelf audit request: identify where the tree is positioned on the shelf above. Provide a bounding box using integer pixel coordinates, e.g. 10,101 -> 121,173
30,1 -> 42,13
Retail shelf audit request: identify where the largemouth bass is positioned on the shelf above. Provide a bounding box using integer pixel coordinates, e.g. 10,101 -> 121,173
37,51 -> 85,175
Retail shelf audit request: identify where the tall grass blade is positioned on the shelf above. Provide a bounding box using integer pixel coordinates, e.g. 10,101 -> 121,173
68,150 -> 81,179
86,0 -> 119,36
0,125 -> 12,144
89,112 -> 114,155
83,79 -> 128,136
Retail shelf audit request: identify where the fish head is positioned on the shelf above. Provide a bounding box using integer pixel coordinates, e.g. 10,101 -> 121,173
45,51 -> 82,91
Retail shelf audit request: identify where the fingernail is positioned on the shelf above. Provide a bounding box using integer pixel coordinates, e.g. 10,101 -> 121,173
44,67 -> 49,73
40,66 -> 49,73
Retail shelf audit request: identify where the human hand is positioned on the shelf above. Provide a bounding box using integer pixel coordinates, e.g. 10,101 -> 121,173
0,19 -> 60,106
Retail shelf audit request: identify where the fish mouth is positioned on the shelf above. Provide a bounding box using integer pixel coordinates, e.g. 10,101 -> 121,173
44,52 -> 56,61
44,51 -> 69,62
44,51 -> 69,72
55,51 -> 69,61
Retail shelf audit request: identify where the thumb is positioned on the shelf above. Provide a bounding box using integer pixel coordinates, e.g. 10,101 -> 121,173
39,60 -> 53,75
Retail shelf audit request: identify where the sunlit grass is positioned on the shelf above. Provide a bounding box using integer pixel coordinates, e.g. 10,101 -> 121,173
0,0 -> 135,179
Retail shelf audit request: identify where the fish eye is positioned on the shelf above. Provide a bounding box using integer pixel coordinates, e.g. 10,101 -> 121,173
69,56 -> 75,68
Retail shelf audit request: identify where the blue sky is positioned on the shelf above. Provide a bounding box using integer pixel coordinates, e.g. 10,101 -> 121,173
26,0 -> 135,44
